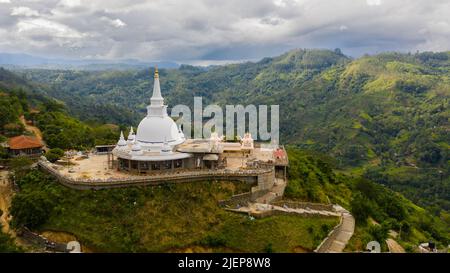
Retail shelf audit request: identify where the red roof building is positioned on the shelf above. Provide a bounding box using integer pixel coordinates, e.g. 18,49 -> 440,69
8,135 -> 43,157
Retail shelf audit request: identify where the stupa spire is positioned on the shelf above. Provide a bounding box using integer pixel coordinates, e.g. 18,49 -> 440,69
150,65 -> 163,106
127,126 -> 135,144
117,130 -> 127,146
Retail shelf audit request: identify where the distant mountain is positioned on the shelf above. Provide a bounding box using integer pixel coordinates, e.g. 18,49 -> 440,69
0,53 -> 179,70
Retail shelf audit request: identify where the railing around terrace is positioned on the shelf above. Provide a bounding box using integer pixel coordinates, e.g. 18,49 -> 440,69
38,159 -> 273,187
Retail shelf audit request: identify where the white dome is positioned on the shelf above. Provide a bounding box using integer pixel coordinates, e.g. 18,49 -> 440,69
136,116 -> 185,145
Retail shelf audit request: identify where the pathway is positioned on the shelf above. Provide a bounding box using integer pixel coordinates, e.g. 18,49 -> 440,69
386,238 -> 405,253
19,115 -> 46,148
315,205 -> 355,253
227,202 -> 341,217
227,202 -> 354,253
225,171 -> 355,253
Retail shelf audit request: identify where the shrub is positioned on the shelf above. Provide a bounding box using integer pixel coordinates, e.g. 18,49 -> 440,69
367,224 -> 389,244
45,148 -> 65,163
10,192 -> 55,229
350,192 -> 372,224
264,243 -> 274,253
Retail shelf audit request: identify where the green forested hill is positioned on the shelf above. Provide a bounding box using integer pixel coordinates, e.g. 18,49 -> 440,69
2,52 -> 449,252
14,49 -> 450,211
0,68 -> 120,152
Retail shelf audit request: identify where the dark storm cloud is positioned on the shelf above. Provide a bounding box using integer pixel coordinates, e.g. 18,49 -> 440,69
0,0 -> 448,63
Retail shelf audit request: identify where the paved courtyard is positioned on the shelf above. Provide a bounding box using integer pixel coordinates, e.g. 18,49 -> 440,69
55,147 -> 279,181
57,155 -> 131,180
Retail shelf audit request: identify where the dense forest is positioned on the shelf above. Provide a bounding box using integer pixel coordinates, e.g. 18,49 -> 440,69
13,49 -> 449,212
0,67 -> 119,155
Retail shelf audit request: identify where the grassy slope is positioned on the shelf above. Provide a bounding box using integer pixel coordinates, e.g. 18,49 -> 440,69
13,169 -> 337,253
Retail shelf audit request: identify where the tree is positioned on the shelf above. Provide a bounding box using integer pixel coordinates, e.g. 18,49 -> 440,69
43,100 -> 65,112
264,243 -> 274,253
45,148 -> 64,163
367,224 -> 389,244
0,146 -> 8,159
10,192 -> 54,229
8,156 -> 33,182
419,144 -> 442,164
399,221 -> 411,240
2,123 -> 24,137
350,192 -> 372,224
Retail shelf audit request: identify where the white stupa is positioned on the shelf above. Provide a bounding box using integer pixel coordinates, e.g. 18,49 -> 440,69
112,67 -> 190,166
117,131 -> 127,147
108,67 -> 284,175
131,140 -> 143,156
127,126 -> 135,144
136,67 -> 185,151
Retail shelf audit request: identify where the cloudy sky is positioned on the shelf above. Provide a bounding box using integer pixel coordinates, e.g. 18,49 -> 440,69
0,0 -> 449,64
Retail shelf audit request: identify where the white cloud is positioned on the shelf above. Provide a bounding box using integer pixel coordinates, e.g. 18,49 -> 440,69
11,6 -> 40,17
274,0 -> 287,8
17,18 -> 85,39
366,0 -> 382,6
110,18 -> 126,28
99,16 -> 127,28
0,0 -> 448,62
58,0 -> 82,8
0,0 -> 11,4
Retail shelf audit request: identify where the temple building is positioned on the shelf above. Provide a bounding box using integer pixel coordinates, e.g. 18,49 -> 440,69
7,135 -> 44,157
38,67 -> 288,195
112,68 -> 260,174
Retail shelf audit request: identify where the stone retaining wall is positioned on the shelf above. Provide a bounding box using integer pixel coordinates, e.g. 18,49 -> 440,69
223,206 -> 338,219
272,200 -> 334,211
39,160 -> 274,191
218,189 -> 269,208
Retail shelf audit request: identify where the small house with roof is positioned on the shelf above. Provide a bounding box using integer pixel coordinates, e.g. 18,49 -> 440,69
7,135 -> 44,157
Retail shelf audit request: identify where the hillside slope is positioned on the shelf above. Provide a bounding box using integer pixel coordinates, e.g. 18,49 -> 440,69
10,169 -> 338,253
7,148 -> 449,252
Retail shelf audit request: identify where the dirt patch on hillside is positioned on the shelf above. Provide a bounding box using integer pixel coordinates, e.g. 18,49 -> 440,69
292,246 -> 312,253
41,230 -> 77,243
168,245 -> 240,253
0,171 -> 13,235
